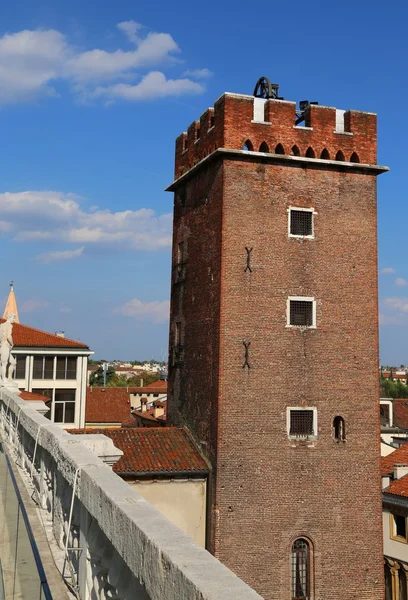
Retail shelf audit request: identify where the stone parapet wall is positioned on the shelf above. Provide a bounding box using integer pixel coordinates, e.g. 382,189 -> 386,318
0,388 -> 262,600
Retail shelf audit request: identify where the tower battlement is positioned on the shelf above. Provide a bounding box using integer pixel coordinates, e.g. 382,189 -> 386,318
175,92 -> 377,177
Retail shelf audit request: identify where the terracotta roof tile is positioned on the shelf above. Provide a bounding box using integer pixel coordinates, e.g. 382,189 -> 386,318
381,444 -> 408,476
385,475 -> 408,498
86,387 -> 133,423
69,427 -> 209,475
0,318 -> 89,349
146,380 -> 167,390
19,390 -> 51,401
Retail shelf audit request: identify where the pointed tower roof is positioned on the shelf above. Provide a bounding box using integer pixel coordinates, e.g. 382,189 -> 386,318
3,281 -> 19,323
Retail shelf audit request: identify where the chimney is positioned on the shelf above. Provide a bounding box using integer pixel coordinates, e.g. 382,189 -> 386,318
394,464 -> 408,480
141,397 -> 148,413
55,331 -> 65,338
153,401 -> 165,419
382,475 -> 391,490
140,378 -> 144,388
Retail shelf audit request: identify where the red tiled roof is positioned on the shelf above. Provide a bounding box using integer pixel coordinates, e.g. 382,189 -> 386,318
146,379 -> 167,390
69,427 -> 209,475
381,444 -> 408,476
19,390 -> 51,401
86,387 -> 133,423
0,318 -> 89,349
385,476 -> 408,498
121,403 -> 167,428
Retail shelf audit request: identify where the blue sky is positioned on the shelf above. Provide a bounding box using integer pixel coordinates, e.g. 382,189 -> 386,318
0,0 -> 406,363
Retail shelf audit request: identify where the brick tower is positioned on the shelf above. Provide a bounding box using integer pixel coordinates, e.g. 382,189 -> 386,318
166,82 -> 387,599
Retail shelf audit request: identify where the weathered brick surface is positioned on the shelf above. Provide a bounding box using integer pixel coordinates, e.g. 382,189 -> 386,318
175,93 -> 377,178
168,93 -> 384,600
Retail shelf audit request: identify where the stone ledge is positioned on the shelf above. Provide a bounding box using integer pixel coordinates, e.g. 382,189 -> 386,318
0,389 -> 263,600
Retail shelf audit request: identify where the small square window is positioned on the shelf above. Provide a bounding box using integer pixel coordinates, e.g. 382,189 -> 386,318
288,298 -> 315,327
287,408 -> 317,439
391,513 -> 408,543
288,208 -> 314,237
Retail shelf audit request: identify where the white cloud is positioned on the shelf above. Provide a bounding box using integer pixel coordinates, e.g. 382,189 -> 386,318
0,190 -> 172,251
0,21 -> 209,105
183,68 -> 213,79
380,267 -> 396,274
93,71 -> 204,102
395,277 -> 408,287
20,298 -> 50,312
117,21 -> 143,44
384,297 -> 408,313
114,298 -> 169,323
36,246 -> 84,264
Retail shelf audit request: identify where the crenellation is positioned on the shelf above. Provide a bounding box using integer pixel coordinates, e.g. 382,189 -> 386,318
174,92 -> 378,178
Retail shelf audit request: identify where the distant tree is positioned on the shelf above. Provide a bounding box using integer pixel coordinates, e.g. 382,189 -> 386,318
380,377 -> 408,399
89,365 -> 115,386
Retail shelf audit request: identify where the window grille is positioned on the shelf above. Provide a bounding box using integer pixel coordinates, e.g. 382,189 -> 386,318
290,301 -> 313,326
292,538 -> 310,600
290,210 -> 313,236
290,410 -> 314,437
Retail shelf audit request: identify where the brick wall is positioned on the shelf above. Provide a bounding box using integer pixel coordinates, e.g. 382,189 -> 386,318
168,92 -> 385,600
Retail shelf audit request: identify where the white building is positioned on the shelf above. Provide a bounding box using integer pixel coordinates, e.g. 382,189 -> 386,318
3,284 -> 92,428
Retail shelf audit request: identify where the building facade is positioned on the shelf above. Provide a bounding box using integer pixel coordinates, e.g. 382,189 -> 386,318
167,86 -> 387,598
1,317 -> 91,429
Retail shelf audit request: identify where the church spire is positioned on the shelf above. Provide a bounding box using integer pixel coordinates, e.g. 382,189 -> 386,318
3,281 -> 19,323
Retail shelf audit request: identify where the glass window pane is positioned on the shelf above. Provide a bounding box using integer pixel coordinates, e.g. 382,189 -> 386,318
55,389 -> 75,403
15,355 -> 27,379
64,403 -> 75,423
55,357 -> 66,379
54,403 -> 64,423
33,357 -> 43,379
66,357 -> 77,379
43,357 -> 54,379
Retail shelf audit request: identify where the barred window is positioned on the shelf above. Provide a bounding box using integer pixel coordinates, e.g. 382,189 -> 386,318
290,209 -> 313,237
292,538 -> 310,599
289,409 -> 315,438
289,300 -> 314,327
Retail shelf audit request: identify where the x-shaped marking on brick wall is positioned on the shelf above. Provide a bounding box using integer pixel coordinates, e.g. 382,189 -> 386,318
244,247 -> 253,273
242,340 -> 251,369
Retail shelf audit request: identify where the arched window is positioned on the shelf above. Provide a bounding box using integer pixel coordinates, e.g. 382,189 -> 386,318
350,152 -> 360,163
333,416 -> 346,442
275,143 -> 285,155
305,147 -> 315,158
291,145 -> 300,156
259,141 -> 269,153
320,148 -> 330,160
335,150 -> 345,161
243,140 -> 253,151
292,538 -> 311,600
